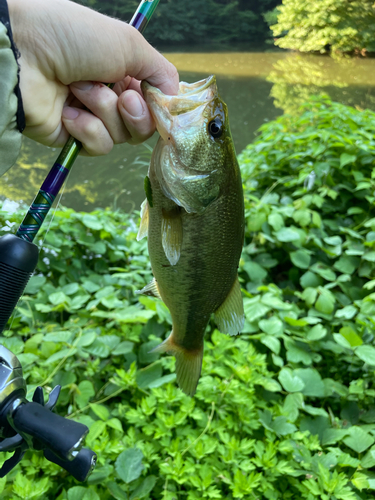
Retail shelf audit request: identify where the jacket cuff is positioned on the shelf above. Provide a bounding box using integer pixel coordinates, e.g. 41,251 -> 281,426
0,0 -> 25,133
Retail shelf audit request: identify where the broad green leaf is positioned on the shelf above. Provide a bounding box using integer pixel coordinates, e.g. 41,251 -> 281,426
45,347 -> 77,365
315,288 -> 335,314
44,331 -> 73,343
76,331 -> 97,347
76,380 -> 95,409
284,317 -> 308,327
355,345 -> 375,365
301,287 -> 318,306
278,368 -> 305,392
258,316 -> 283,336
113,341 -> 135,356
107,482 -> 128,500
294,368 -> 326,397
90,403 -> 110,421
68,486 -> 88,500
261,335 -> 281,354
290,250 -> 311,269
339,326 -> 362,347
300,271 -> 323,289
62,283 -> 80,295
244,298 -> 270,322
334,255 -> 359,274
362,251 -> 375,262
136,362 -> 163,389
243,261 -> 267,282
343,427 -> 375,454
148,374 -> 176,389
293,209 -> 311,227
310,263 -> 336,281
116,448 -> 144,484
49,291 -> 69,305
82,214 -> 103,230
307,324 -> 327,341
340,153 -> 357,168
335,305 -> 357,320
268,212 -> 284,231
285,341 -> 313,365
24,275 -> 46,295
274,227 -> 300,242
333,333 -> 352,349
261,293 -> 293,310
271,416 -> 297,436
130,476 -> 157,499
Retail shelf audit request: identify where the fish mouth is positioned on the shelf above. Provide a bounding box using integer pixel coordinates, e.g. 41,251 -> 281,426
141,75 -> 217,141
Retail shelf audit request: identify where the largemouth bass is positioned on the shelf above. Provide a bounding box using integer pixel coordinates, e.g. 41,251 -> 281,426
137,76 -> 244,396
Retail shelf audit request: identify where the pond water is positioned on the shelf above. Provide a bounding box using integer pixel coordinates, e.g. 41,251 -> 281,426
1,51 -> 375,213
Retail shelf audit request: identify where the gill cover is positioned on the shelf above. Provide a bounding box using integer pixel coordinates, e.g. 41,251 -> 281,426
142,76 -> 226,214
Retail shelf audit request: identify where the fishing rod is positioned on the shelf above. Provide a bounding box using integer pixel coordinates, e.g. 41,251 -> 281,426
0,0 -> 160,480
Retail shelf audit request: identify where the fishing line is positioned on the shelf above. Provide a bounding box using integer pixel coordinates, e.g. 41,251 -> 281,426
4,169 -> 70,337
38,168 -> 71,250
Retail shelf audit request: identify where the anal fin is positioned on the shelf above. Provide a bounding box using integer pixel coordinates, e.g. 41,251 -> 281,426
151,332 -> 203,396
136,277 -> 162,300
137,199 -> 149,241
161,208 -> 182,266
214,276 -> 244,336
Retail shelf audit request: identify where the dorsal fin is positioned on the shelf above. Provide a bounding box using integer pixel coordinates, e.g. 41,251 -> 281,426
214,277 -> 244,336
137,199 -> 149,241
161,208 -> 183,266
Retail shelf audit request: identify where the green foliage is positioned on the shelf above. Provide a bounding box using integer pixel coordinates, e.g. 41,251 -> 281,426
74,0 -> 280,46
2,98 -> 375,497
272,0 -> 375,55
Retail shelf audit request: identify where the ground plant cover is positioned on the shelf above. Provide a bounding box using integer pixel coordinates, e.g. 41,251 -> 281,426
1,97 -> 375,499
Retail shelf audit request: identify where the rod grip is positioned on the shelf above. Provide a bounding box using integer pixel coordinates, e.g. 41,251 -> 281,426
12,402 -> 89,461
0,234 -> 39,334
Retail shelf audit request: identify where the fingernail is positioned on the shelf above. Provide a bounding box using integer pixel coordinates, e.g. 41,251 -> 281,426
122,92 -> 144,118
71,81 -> 94,91
62,107 -> 80,120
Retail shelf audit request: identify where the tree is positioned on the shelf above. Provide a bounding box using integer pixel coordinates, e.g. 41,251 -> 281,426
73,0 -> 280,46
271,0 -> 375,55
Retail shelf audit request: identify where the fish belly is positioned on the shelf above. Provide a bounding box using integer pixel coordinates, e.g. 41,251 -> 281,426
148,169 -> 244,351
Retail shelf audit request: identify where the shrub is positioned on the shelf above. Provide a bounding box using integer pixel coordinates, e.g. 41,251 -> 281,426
1,98 -> 375,498
272,0 -> 375,55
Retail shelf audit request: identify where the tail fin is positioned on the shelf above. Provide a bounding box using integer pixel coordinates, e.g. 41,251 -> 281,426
151,332 -> 203,396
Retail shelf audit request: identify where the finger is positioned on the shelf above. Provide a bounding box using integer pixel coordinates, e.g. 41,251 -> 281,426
61,107 -> 113,156
118,90 -> 155,145
52,4 -> 179,94
70,81 -> 130,144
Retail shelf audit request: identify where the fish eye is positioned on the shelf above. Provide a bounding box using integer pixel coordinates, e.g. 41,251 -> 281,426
208,119 -> 223,139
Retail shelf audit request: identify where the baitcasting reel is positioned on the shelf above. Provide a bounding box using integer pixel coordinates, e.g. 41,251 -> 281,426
0,345 -> 97,481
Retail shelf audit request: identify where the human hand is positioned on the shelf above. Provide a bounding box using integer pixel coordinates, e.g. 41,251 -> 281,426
8,0 -> 179,155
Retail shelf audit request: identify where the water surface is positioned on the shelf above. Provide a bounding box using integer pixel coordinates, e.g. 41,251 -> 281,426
1,52 -> 375,213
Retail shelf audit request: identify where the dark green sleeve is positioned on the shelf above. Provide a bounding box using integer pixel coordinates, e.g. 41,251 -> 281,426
0,0 -> 24,176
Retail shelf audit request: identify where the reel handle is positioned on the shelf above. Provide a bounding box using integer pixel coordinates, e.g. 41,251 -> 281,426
44,447 -> 97,482
12,402 -> 89,462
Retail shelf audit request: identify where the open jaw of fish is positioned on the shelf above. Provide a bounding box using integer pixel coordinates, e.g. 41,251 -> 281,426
136,75 -> 245,396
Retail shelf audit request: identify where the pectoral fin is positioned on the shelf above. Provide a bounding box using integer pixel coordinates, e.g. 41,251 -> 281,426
135,277 -> 162,300
137,199 -> 149,241
161,209 -> 182,266
214,277 -> 244,336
